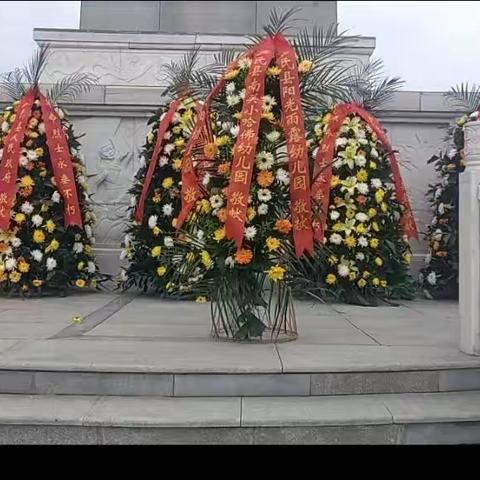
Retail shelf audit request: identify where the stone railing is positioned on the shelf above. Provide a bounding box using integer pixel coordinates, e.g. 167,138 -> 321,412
460,121 -> 480,355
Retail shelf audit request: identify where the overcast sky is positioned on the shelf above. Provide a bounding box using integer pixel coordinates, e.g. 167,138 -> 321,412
0,1 -> 479,91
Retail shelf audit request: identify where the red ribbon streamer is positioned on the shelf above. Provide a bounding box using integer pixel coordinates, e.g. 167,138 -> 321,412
275,33 -> 314,256
135,98 -> 181,223
311,102 -> 418,242
0,89 -> 35,231
39,93 -> 83,228
225,36 -> 276,249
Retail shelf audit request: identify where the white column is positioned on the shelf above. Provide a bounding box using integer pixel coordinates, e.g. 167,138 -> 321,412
459,121 -> 480,355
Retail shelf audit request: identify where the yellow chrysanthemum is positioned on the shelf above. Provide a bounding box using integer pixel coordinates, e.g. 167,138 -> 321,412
332,223 -> 343,232
265,236 -> 280,252
330,175 -> 340,187
151,246 -> 162,257
327,255 -> 338,266
9,271 -> 21,283
152,226 -> 161,237
370,161 -> 377,170
213,227 -> 226,242
46,239 -> 59,252
33,229 -> 45,243
381,202 -> 388,213
175,138 -> 185,148
45,219 -> 56,233
35,147 -> 44,157
348,272 -> 357,281
372,277 -> 380,287
267,265 -> 286,282
357,278 -> 367,288
261,111 -> 275,122
356,169 -> 368,182
201,250 -> 212,268
162,177 -> 174,189
403,253 -> 412,265
196,296 -> 207,303
363,270 -> 371,278
78,262 -> 85,271
380,280 -> 388,288
15,213 -> 26,224
345,209 -> 355,219
224,69 -> 239,80
246,207 -> 256,222
32,279 -> 42,287
356,224 -> 367,234
200,199 -> 212,215
368,208 -> 377,218
372,221 -> 379,232
214,135 -> 230,147
267,66 -> 281,76
157,266 -> 167,277
18,261 -> 30,273
345,236 -> 357,248
375,256 -> 383,266
173,158 -> 183,171
369,238 -> 379,248
375,189 -> 385,203
19,175 -> 34,187
326,273 -> 337,285
298,59 -> 313,73
75,279 -> 86,288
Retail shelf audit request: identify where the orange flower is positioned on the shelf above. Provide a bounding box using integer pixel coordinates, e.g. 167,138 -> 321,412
235,248 -> 253,265
203,142 -> 218,159
217,162 -> 231,175
217,208 -> 227,223
19,187 -> 33,198
257,170 -> 274,188
275,219 -> 292,234
436,251 -> 448,257
0,243 -> 7,254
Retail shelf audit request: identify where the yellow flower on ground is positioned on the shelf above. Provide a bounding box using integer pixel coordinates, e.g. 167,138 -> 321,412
46,239 -> 60,252
45,219 -> 56,233
298,59 -> 313,73
19,175 -> 34,187
265,236 -> 280,252
267,66 -> 281,76
326,273 -> 337,285
375,256 -> 383,267
9,271 -> 21,283
76,279 -> 86,288
15,213 -> 26,224
162,177 -> 174,189
345,236 -> 357,248
201,250 -> 213,268
196,296 -> 207,303
157,266 -> 167,277
357,278 -> 367,288
368,208 -> 377,218
375,189 -> 385,203
32,279 -> 42,287
268,265 -> 286,282
213,227 -> 226,242
33,229 -> 45,243
18,260 -> 30,273
356,169 -> 368,182
151,246 -> 162,257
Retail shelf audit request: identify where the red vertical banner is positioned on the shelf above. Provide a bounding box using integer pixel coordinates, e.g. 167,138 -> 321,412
0,89 -> 35,231
135,98 -> 181,223
39,94 -> 83,228
275,33 -> 314,256
225,37 -> 276,248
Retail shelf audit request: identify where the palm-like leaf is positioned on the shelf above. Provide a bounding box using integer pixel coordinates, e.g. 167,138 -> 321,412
0,68 -> 26,100
340,58 -> 404,110
47,72 -> 98,103
445,83 -> 480,111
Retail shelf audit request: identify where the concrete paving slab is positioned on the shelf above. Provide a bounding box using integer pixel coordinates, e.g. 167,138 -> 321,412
84,396 -> 241,427
0,338 -> 282,373
87,323 -> 211,339
384,391 -> 480,424
0,340 -> 18,354
0,323 -> 65,340
242,395 -> 392,427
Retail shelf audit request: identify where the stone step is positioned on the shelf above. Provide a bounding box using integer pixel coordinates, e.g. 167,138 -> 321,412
0,391 -> 479,444
0,367 -> 480,397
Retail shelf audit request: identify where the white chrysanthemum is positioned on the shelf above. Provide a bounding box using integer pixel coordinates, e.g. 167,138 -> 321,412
159,156 -> 169,167
356,252 -> 365,261
239,89 -> 246,99
335,137 -> 348,147
338,264 -> 350,277
73,242 -> 84,254
225,256 -> 235,269
355,212 -> 368,223
356,183 -> 369,194
355,155 -> 367,167
266,130 -> 281,143
226,82 -> 236,94
255,151 -> 274,170
163,144 -> 175,155
257,189 -> 272,202
19,155 -> 28,167
5,258 -> 16,271
85,225 -> 93,238
333,159 -> 343,169
31,214 -> 43,227
202,172 -> 211,186
20,202 -> 34,215
172,112 -> 181,123
262,95 -> 277,112
437,203 -> 445,215
51,191 -> 61,203
148,215 -> 158,229
425,253 -> 432,264
26,150 -> 37,161
230,125 -> 240,137
358,236 -> 368,247
11,237 -> 21,248
244,226 -> 257,240
164,236 -> 174,248
258,203 -> 268,215
434,187 -> 443,200
196,229 -> 205,241
210,195 -> 224,209
330,210 -> 340,220
163,131 -> 172,140
119,249 -> 127,260
238,57 -> 252,69
120,270 -> 128,282
87,261 -> 96,274
162,203 -> 173,217
371,178 -> 382,189
370,147 -> 379,158
329,233 -> 342,245
276,168 -> 290,185
427,271 -> 437,285
46,257 -> 57,271
221,122 -> 233,132
226,95 -> 241,107
1,121 -> 9,132
31,250 -> 43,262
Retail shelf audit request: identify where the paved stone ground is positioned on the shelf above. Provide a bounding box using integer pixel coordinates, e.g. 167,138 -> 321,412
0,291 -> 476,373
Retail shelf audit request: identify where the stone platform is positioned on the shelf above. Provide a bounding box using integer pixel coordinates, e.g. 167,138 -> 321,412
0,292 -> 479,444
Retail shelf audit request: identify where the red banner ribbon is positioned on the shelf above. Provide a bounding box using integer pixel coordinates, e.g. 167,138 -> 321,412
311,102 -> 418,242
135,98 -> 181,223
225,36 -> 276,249
275,33 -> 314,256
0,89 -> 36,231
39,93 -> 83,228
